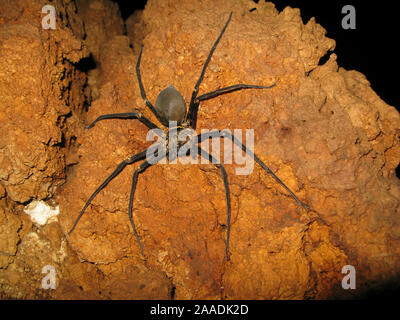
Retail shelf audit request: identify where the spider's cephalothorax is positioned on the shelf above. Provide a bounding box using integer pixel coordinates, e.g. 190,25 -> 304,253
68,12 -> 310,261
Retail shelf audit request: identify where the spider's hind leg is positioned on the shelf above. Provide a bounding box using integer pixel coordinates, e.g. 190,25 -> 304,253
223,130 -> 310,210
196,130 -> 310,211
128,149 -> 168,257
197,146 -> 231,261
68,149 -> 148,235
128,160 -> 153,257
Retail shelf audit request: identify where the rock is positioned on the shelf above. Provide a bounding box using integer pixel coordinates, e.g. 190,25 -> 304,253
23,200 -> 60,227
1,0 -> 400,299
75,0 -> 125,100
0,0 -> 172,300
76,0 -> 125,63
59,0 -> 400,299
126,9 -> 145,55
0,0 -> 97,299
0,199 -> 21,269
0,0 -> 88,203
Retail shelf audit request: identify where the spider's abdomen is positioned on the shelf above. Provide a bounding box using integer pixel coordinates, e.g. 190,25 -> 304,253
155,85 -> 187,126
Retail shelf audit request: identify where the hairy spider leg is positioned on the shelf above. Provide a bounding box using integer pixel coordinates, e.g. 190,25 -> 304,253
186,12 -> 232,128
125,144 -> 231,259
196,131 -> 310,210
85,112 -> 160,130
197,146 -> 231,261
136,46 -> 166,126
186,12 -> 276,129
68,149 -> 149,235
128,146 -> 167,257
128,160 -> 156,257
195,83 -> 276,103
149,145 -> 231,260
222,131 -> 310,210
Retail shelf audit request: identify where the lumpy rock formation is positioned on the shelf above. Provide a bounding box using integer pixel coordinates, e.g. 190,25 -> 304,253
1,0 -> 399,299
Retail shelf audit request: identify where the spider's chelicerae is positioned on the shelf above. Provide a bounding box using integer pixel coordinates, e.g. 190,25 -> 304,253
68,12 -> 310,261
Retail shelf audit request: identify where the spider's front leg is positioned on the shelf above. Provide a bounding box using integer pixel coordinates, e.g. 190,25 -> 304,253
185,11 -> 276,129
186,12 -> 233,129
196,146 -> 231,261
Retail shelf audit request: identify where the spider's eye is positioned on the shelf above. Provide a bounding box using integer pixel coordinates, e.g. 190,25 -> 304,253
155,85 -> 187,126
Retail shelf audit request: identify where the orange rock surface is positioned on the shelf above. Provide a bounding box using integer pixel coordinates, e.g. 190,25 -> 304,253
1,0 -> 399,299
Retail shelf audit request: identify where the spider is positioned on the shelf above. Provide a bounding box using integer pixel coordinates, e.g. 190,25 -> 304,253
68,12 -> 309,261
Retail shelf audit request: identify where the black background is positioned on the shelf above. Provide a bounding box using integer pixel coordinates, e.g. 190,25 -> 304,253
111,0 -> 399,176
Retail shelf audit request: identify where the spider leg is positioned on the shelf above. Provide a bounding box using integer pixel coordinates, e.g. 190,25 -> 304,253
186,12 -> 233,128
136,46 -> 164,124
85,112 -> 160,130
197,146 -> 231,261
128,151 -> 166,257
128,160 -> 153,257
195,83 -> 276,103
68,149 -> 148,235
222,131 -> 310,210
197,131 -> 310,210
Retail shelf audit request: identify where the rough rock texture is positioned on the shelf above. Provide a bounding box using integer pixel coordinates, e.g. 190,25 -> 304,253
58,0 -> 400,299
76,0 -> 124,63
0,0 -> 171,299
75,0 -> 125,101
126,9 -> 145,55
1,0 -> 400,299
0,0 -> 88,203
0,0 -> 92,298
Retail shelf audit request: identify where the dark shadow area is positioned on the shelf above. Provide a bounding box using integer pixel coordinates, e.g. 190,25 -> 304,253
73,54 -> 97,111
170,285 -> 176,300
74,53 -> 97,73
351,278 -> 400,300
317,51 -> 332,66
321,274 -> 400,300
111,0 -> 146,20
